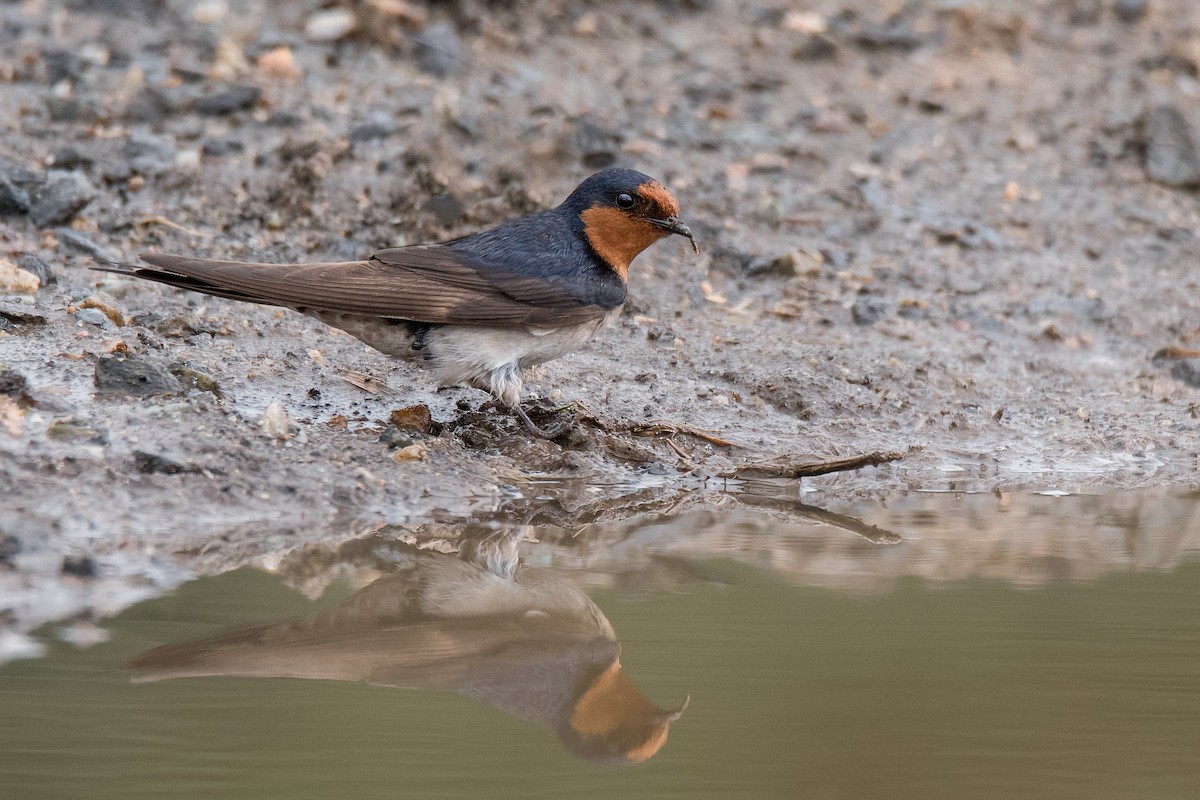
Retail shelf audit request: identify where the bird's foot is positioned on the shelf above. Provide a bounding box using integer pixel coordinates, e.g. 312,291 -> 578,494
514,402 -> 576,440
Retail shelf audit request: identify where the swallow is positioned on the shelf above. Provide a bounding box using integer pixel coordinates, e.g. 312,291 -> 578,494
97,168 -> 698,438
129,530 -> 688,763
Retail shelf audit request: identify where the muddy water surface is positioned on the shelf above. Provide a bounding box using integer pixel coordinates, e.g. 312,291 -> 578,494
2,491 -> 1199,799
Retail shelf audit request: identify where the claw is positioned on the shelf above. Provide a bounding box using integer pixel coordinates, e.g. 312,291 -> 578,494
514,404 -> 574,439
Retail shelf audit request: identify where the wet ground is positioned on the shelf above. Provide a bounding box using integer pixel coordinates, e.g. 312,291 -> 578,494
3,0 -> 1200,735
3,491 -> 1200,797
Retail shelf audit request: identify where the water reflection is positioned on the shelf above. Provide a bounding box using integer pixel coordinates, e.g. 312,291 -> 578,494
129,530 -> 687,764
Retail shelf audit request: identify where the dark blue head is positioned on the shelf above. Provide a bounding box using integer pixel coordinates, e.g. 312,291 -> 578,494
561,168 -> 697,276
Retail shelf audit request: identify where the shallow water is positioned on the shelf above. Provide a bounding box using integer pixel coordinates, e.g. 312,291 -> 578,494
3,491 -> 1200,799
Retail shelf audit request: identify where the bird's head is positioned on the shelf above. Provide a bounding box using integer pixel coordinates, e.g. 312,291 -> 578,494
564,168 -> 698,279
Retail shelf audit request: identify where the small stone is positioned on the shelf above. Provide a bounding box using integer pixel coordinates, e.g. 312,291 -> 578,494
380,427 -> 415,450
0,261 -> 41,294
0,370 -> 30,402
0,533 -> 20,564
55,228 -> 116,261
133,450 -> 196,475
851,295 -> 890,325
94,356 -> 184,395
74,307 -> 111,327
125,130 -> 177,175
169,364 -> 222,397
1114,0 -> 1149,23
391,442 -> 428,463
389,404 -> 433,435
414,23 -> 463,78
61,555 -> 97,578
793,33 -> 839,61
202,136 -> 245,157
1144,106 -> 1200,188
424,193 -> 465,226
78,293 -> 126,326
190,85 -> 261,116
571,116 -> 622,169
0,299 -> 47,325
747,252 -> 800,277
1171,358 -> 1200,388
30,170 -> 96,227
305,8 -> 357,42
127,86 -> 178,121
260,402 -> 291,438
349,122 -> 394,143
0,157 -> 40,215
257,46 -> 302,82
45,96 -> 100,123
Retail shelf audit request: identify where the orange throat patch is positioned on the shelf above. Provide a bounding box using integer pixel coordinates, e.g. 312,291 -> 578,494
580,205 -> 668,279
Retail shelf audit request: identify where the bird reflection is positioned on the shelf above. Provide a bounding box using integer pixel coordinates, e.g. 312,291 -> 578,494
129,530 -> 687,764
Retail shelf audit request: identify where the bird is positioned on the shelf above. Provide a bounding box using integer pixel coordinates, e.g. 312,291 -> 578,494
128,529 -> 689,763
97,168 -> 698,438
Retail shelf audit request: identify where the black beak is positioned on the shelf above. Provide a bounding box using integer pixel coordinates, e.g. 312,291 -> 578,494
649,217 -> 700,254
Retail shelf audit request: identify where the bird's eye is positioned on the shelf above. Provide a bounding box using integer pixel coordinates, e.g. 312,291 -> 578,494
615,192 -> 635,210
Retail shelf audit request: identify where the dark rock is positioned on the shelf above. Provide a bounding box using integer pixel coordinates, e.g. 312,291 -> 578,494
0,176 -> 32,215
45,95 -> 100,123
74,307 -> 111,327
30,170 -> 96,227
133,450 -> 200,475
191,85 -> 261,116
127,86 -> 178,121
1144,106 -> 1200,188
747,251 -> 799,277
349,122 -> 394,143
1067,0 -> 1103,25
61,555 -> 97,578
0,370 -> 30,402
124,130 -> 177,177
1171,358 -> 1200,388
0,533 -> 20,565
0,157 -> 41,216
571,116 -> 622,169
202,136 -> 245,157
414,23 -> 463,78
55,228 -> 115,261
168,364 -> 222,397
0,301 -> 48,327
424,193 -> 465,226
42,48 -> 82,84
855,16 -> 923,51
851,295 -> 890,325
265,110 -> 303,127
793,33 -> 839,61
1114,0 -> 1149,23
380,427 -> 416,450
49,146 -> 94,170
94,356 -> 184,395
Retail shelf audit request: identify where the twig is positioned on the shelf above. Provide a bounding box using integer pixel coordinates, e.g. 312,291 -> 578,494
720,449 -> 905,479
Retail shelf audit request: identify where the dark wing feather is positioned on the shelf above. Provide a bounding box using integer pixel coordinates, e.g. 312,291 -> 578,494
113,246 -> 610,327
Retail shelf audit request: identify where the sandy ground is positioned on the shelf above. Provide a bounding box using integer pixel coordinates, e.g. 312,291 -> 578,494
3,0 -> 1200,650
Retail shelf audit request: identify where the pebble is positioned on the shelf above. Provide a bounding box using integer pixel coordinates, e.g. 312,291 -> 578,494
191,85 -> 261,116
133,450 -> 198,475
0,157 -> 41,215
0,261 -> 42,294
94,356 -> 184,395
125,130 -> 177,175
424,193 -> 465,226
851,295 -> 890,326
17,255 -> 55,287
45,96 -> 100,123
169,365 -> 222,397
30,170 -> 97,227
127,86 -> 178,121
1171,359 -> 1200,388
414,23 -> 463,78
56,228 -> 116,261
571,116 -> 622,169
74,307 -> 111,327
305,8 -> 357,42
349,122 -> 394,143
61,555 -> 97,578
0,370 -> 31,402
1144,105 -> 1200,188
202,136 -> 245,157
0,299 -> 47,326
1114,0 -> 1149,23
389,404 -> 433,435
0,533 -> 21,564
259,401 -> 291,438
